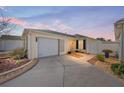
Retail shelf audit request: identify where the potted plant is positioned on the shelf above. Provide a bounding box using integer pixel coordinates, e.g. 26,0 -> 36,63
102,49 -> 113,58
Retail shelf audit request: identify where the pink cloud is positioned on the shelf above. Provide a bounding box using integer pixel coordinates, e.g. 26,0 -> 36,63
78,25 -> 115,41
2,18 -> 74,34
25,23 -> 54,30
9,17 -> 28,26
0,17 -> 28,27
0,17 -> 114,40
22,20 -> 74,34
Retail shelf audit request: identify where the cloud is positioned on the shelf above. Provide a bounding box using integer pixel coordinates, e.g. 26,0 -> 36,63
25,23 -> 53,30
77,25 -> 115,41
9,17 -> 28,26
52,20 -> 73,33
0,6 -> 8,12
0,7 -> 5,10
20,19 -> 74,34
0,17 -> 28,27
0,17 -> 114,40
6,18 -> 74,34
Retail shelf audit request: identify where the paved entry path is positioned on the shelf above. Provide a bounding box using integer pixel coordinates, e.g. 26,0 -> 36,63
1,54 -> 124,87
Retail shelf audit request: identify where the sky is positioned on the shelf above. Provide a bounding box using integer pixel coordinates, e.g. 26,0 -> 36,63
1,6 -> 124,41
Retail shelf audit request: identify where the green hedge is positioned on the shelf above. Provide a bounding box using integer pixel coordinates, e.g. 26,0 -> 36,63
96,54 -> 105,62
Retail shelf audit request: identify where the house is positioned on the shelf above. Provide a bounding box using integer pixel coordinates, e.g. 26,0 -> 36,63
114,18 -> 124,61
0,35 -> 24,51
22,29 -> 76,59
22,28 -> 119,59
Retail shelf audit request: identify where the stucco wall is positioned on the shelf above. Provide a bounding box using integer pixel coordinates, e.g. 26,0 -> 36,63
98,41 -> 119,56
68,39 -> 76,52
86,38 -> 98,54
27,30 -> 75,59
25,29 -> 119,59
86,38 -> 119,56
114,21 -> 124,61
0,40 -> 24,51
118,35 -> 121,60
119,27 -> 124,61
0,40 -> 4,50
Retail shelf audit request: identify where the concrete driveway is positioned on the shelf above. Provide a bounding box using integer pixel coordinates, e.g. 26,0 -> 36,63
1,54 -> 124,87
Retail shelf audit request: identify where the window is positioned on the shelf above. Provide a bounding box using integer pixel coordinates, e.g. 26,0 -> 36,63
76,40 -> 78,49
83,40 -> 86,49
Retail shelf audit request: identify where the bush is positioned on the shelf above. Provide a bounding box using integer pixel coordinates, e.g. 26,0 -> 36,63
111,63 -> 120,75
118,64 -> 124,74
102,49 -> 113,53
96,54 -> 105,62
9,48 -> 27,60
111,63 -> 124,75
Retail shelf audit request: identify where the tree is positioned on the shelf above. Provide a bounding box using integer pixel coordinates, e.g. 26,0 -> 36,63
0,9 -> 16,35
96,37 -> 106,41
107,39 -> 111,41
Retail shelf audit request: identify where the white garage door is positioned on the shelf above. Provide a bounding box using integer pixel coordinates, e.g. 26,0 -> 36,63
38,37 -> 59,57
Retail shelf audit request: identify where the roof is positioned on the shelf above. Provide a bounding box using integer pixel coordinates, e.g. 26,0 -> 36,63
114,18 -> 124,25
0,35 -> 22,40
23,28 -> 97,40
101,40 -> 119,44
22,28 -> 117,43
75,34 -> 96,40
22,28 -> 75,38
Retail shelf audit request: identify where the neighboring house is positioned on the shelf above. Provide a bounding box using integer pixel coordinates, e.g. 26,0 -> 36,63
22,28 -> 119,59
114,18 -> 124,61
0,35 -> 24,51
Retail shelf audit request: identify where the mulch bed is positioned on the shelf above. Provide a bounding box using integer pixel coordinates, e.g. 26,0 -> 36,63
88,57 -> 98,65
88,57 -> 118,73
0,54 -> 10,59
0,57 -> 29,73
88,57 -> 124,83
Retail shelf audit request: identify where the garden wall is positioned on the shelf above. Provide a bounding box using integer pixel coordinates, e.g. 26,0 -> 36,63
97,41 -> 119,56
0,59 -> 37,84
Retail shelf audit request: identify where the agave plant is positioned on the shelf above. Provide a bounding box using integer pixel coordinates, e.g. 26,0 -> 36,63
102,49 -> 113,58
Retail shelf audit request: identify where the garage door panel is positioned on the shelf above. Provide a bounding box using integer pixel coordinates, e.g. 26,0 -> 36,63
38,37 -> 58,57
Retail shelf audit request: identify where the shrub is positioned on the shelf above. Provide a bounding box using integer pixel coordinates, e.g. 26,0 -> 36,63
118,64 -> 124,74
96,54 -> 105,62
102,49 -> 113,58
111,63 -> 124,75
9,48 -> 27,60
111,63 -> 120,75
15,60 -> 21,65
102,49 -> 113,53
